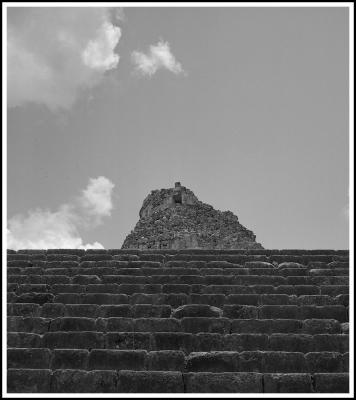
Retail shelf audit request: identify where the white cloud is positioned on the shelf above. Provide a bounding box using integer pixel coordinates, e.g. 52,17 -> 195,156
80,176 -> 115,220
131,40 -> 184,77
7,176 -> 115,250
7,7 -> 122,110
82,21 -> 121,71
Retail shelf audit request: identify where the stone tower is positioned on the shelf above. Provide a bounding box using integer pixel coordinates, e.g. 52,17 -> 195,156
122,182 -> 263,250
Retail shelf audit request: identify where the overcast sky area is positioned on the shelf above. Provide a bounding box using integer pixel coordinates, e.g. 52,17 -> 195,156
6,6 -> 349,250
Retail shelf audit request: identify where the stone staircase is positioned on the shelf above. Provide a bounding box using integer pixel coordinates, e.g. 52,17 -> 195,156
7,249 -> 349,393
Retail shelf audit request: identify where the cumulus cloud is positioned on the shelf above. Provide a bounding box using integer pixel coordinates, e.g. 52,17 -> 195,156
7,176 -> 115,250
7,7 -> 122,110
80,176 -> 115,220
131,40 -> 184,77
82,21 -> 121,71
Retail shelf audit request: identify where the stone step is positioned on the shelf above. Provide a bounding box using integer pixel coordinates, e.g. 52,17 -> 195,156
7,258 -> 349,271
7,332 -> 349,353
6,262 -> 351,276
6,295 -> 349,319
7,348 -> 348,374
7,293 -> 350,312
7,282 -> 350,299
7,316 -> 348,335
6,368 -> 349,393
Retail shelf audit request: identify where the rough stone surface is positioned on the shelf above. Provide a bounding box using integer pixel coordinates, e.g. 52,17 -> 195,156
122,182 -> 263,250
6,248 -> 349,394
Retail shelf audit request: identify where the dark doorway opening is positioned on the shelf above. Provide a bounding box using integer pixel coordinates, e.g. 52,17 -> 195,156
173,192 -> 182,204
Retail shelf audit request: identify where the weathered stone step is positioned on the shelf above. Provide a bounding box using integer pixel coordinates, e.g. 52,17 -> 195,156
7,294 -> 349,319
7,258 -> 349,272
7,332 -> 348,353
7,368 -> 349,393
7,316 -> 348,335
7,348 -> 348,374
10,272 -> 346,288
7,292 -> 350,310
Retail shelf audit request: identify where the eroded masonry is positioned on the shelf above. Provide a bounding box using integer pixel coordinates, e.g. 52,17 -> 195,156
123,182 -> 263,250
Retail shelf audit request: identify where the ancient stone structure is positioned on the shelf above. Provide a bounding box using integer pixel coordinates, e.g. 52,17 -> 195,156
7,248 -> 350,393
122,182 -> 264,250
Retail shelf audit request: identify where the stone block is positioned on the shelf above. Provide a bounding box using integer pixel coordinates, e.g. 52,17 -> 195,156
54,293 -> 82,304
64,304 -> 100,318
181,317 -> 230,334
49,317 -> 97,331
85,284 -> 119,293
224,334 -> 269,351
299,306 -> 347,322
81,293 -> 129,305
302,319 -> 341,334
88,349 -> 147,370
263,351 -> 307,372
305,352 -> 343,373
41,303 -> 65,318
8,348 -> 51,369
103,317 -> 134,332
43,331 -> 104,349
259,305 -> 299,319
7,332 -> 42,348
42,275 -> 70,285
184,372 -> 263,393
172,304 -> 223,318
227,294 -> 259,305
117,371 -> 184,393
8,369 -> 52,393
313,373 -> 349,393
162,284 -> 191,294
223,305 -> 258,319
152,332 -> 195,353
194,333 -> 225,352
186,351 -> 239,372
8,316 -> 50,333
134,318 -> 180,332
51,349 -> 89,369
51,369 -> 118,393
263,373 -> 313,393
71,275 -> 101,285
99,305 -> 132,318
15,292 -> 54,305
132,304 -> 171,318
10,303 -> 41,317
51,284 -> 84,293
238,351 -> 264,372
146,350 -> 185,371
157,293 -> 189,307
106,332 -> 152,350
268,334 -> 313,352
312,334 -> 349,353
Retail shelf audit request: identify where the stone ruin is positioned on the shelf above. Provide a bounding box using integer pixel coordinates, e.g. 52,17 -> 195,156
122,182 -> 264,250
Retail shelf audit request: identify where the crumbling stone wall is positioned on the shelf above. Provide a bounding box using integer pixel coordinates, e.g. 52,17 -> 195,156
123,182 -> 263,250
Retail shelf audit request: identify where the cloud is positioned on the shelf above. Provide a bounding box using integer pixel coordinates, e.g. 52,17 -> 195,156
7,176 -> 115,250
7,7 -> 122,110
80,176 -> 115,220
82,21 -> 121,71
131,40 -> 184,77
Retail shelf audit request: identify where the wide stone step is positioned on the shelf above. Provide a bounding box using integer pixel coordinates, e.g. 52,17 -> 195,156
7,348 -> 349,374
7,264 -> 350,278
7,315 -> 348,334
7,332 -> 348,353
7,368 -> 349,393
7,301 -> 348,321
6,273 -> 349,287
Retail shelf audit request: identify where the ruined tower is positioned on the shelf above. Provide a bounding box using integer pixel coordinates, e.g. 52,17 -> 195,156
122,182 -> 263,250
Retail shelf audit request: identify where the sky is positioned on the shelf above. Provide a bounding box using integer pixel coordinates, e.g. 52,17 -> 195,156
6,5 -> 350,250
